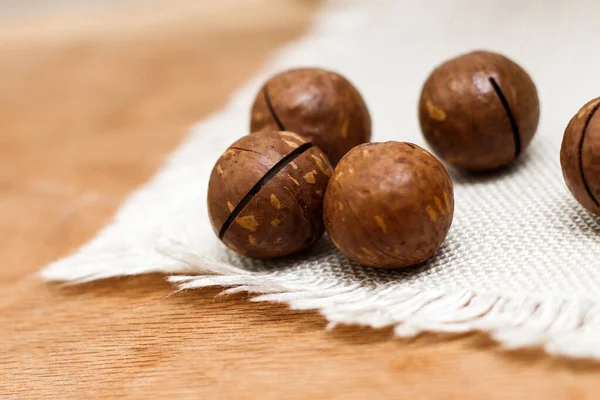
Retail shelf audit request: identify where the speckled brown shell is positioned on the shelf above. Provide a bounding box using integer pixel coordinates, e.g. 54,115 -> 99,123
207,130 -> 333,258
419,50 -> 539,171
560,97 -> 600,216
323,142 -> 454,269
250,67 -> 371,166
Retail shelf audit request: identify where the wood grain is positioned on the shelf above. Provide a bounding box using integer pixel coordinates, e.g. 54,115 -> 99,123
1,1 -> 600,398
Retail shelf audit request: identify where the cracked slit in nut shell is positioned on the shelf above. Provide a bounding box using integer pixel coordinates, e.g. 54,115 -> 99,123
208,130 -> 333,259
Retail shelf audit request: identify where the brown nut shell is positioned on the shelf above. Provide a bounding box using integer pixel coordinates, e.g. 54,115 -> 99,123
250,67 -> 371,166
419,50 -> 539,171
208,130 -> 333,258
323,142 -> 454,269
560,97 -> 600,215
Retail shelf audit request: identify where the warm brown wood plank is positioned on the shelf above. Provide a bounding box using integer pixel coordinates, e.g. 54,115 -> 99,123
1,1 -> 600,398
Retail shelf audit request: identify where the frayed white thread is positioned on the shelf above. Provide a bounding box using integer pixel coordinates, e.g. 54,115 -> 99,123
39,204 -> 600,359
156,239 -> 600,358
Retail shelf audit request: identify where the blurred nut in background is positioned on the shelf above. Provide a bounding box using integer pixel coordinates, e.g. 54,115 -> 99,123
250,67 -> 371,166
208,130 -> 333,258
323,142 -> 454,269
419,50 -> 539,171
561,97 -> 600,216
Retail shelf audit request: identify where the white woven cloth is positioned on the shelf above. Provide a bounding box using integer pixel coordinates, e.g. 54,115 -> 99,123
42,0 -> 600,359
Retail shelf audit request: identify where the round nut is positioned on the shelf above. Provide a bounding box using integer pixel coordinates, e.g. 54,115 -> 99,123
560,97 -> 600,215
208,130 -> 333,258
323,142 -> 454,268
250,67 -> 371,166
419,50 -> 539,171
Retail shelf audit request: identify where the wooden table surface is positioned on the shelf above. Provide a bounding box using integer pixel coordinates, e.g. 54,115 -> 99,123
1,1 -> 599,398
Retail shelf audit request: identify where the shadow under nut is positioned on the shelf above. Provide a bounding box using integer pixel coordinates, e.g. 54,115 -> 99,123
561,97 -> 600,215
208,130 -> 333,258
419,50 -> 539,171
323,142 -> 454,269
